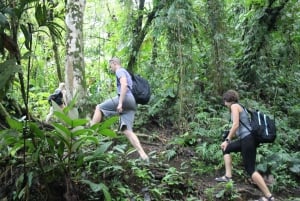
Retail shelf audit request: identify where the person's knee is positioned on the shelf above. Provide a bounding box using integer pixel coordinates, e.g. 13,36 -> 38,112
223,149 -> 230,155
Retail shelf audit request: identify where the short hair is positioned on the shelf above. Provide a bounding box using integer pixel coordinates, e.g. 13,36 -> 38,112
222,90 -> 239,103
109,57 -> 121,64
59,82 -> 65,89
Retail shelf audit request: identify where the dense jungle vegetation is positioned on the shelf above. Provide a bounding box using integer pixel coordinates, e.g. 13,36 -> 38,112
0,0 -> 299,200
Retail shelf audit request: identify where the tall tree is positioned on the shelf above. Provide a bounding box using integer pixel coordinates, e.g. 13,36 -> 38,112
65,0 -> 87,119
127,0 -> 164,71
238,0 -> 290,89
206,0 -> 229,95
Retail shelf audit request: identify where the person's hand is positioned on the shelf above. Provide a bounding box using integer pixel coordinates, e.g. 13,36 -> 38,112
117,103 -> 123,113
221,141 -> 229,151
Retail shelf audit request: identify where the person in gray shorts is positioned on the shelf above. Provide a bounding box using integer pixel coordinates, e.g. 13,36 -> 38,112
90,57 -> 149,161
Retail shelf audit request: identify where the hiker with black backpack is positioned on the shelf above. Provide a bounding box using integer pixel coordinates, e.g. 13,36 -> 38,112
215,90 -> 275,201
90,57 -> 149,161
46,82 -> 67,123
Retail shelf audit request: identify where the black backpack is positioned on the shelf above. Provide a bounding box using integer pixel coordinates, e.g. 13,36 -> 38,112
130,73 -> 151,105
48,90 -> 63,106
240,107 -> 276,144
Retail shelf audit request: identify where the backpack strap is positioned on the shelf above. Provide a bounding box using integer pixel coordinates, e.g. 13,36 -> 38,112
238,104 -> 251,132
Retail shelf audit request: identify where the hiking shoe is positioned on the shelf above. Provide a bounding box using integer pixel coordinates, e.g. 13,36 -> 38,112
256,195 -> 275,201
215,175 -> 232,182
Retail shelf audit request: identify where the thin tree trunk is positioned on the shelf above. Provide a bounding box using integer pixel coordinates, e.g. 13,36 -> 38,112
127,1 -> 164,72
206,0 -> 228,95
48,0 -> 63,82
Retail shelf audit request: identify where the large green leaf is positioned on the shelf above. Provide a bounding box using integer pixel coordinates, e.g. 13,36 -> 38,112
35,3 -> 47,27
72,128 -> 90,137
52,123 -> 71,146
71,119 -> 88,127
20,24 -> 31,50
6,117 -> 23,131
84,141 -> 113,162
53,111 -> 72,126
46,21 -> 65,42
10,141 -> 24,157
98,128 -> 117,138
94,141 -> 113,155
29,122 -> 45,138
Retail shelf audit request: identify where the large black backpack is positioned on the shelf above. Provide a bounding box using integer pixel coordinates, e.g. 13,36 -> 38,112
48,90 -> 63,106
130,73 -> 151,105
240,107 -> 276,144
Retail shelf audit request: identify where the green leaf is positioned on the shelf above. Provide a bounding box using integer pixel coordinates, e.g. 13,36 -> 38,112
256,163 -> 268,173
71,139 -> 85,152
53,111 -> 72,126
72,128 -> 89,137
52,123 -> 71,145
10,141 -> 24,156
6,117 -> 23,131
46,137 -> 55,150
290,164 -> 300,174
46,21 -> 65,41
76,154 -> 84,166
57,141 -> 65,158
80,180 -> 111,200
35,3 -> 47,26
94,141 -> 113,155
20,24 -> 31,50
98,116 -> 119,130
80,179 -> 102,192
216,189 -> 225,198
71,119 -> 88,127
83,136 -> 98,144
99,128 -> 117,138
29,122 -> 45,138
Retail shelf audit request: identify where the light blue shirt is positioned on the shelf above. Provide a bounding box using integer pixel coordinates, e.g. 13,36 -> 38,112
116,68 -> 133,95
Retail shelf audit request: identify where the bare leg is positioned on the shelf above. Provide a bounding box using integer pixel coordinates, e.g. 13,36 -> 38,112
91,106 -> 102,126
251,171 -> 272,198
123,129 -> 148,160
224,154 -> 232,177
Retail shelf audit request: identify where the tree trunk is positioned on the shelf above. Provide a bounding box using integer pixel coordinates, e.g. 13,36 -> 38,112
127,0 -> 164,72
48,0 -> 64,82
206,0 -> 228,95
238,0 -> 289,89
65,0 -> 87,118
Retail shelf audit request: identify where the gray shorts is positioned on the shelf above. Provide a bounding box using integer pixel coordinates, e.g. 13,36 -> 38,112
97,94 -> 136,131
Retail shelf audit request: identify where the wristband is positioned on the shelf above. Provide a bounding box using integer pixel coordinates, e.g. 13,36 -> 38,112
225,138 -> 231,143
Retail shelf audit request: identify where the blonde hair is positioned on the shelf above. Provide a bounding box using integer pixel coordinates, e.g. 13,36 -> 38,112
109,57 -> 121,65
59,82 -> 65,89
